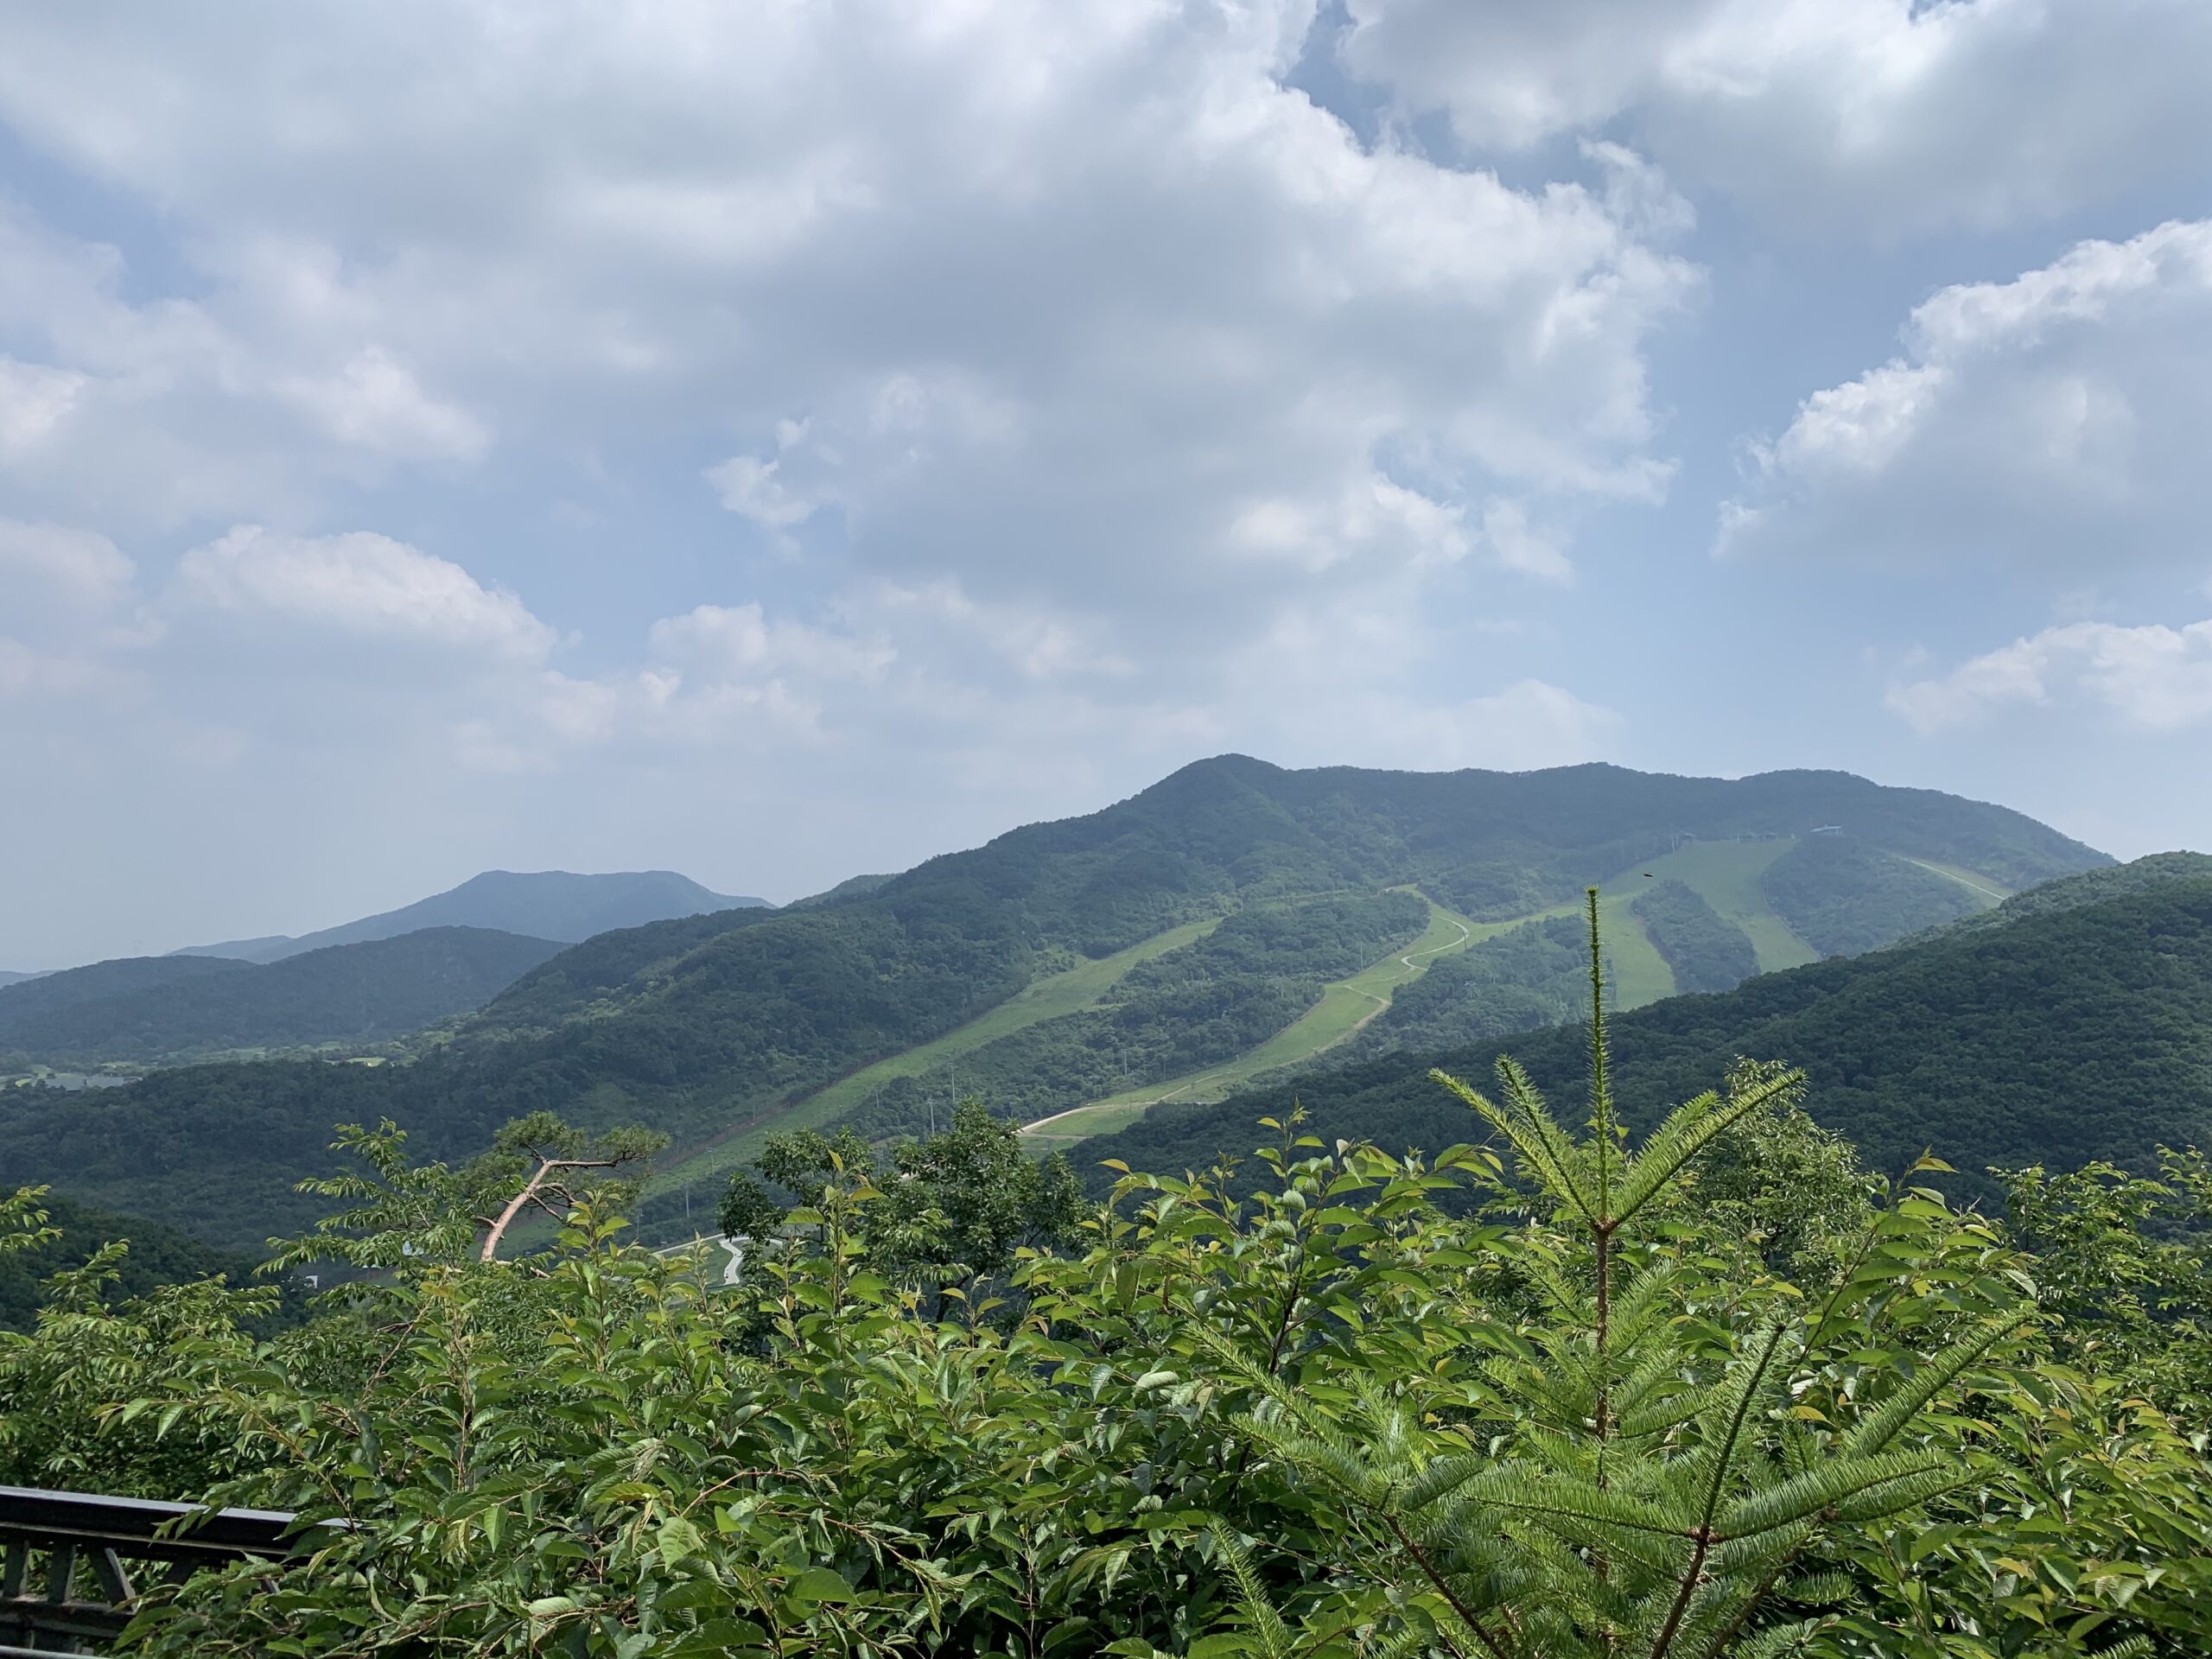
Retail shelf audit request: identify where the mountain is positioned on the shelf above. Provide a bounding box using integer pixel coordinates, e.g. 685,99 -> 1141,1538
1077,855 -> 2212,1210
0,953 -> 251,1027
0,758 -> 2107,1249
785,873 -> 899,909
0,1191 -> 302,1333
0,928 -> 565,1063
177,870 -> 769,963
0,970 -> 41,988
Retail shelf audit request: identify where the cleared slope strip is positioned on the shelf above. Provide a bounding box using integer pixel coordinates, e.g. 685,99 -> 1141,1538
1026,837 -> 2018,1156
1024,889 -> 1487,1151
646,913 -> 1228,1194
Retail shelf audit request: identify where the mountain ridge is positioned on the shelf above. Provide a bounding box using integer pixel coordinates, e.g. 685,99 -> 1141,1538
0,927 -> 566,1064
0,757 -> 2109,1249
175,868 -> 770,963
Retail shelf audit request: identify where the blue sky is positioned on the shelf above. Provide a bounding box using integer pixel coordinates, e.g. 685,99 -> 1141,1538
3,0 -> 2210,967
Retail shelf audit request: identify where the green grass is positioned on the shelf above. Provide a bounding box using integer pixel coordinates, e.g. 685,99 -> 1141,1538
1020,889 -> 1482,1149
1590,894 -> 1675,1009
646,914 -> 1228,1194
1895,855 -> 2011,905
1599,838 -> 1819,975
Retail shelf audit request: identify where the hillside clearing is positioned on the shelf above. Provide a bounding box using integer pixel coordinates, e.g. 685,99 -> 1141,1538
1022,889 -> 1481,1152
647,913 -> 1227,1194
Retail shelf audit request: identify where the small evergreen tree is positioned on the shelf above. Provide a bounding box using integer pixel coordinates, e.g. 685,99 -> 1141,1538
1216,892 -> 2027,1658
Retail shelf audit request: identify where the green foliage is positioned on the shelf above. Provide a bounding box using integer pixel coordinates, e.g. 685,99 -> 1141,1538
0,1187 -> 293,1332
1089,876 -> 2212,1210
841,893 -> 1428,1135
1341,913 -> 1595,1060
0,989 -> 2206,1654
1633,876 -> 1759,994
1995,1149 -> 2212,1417
270,1112 -> 670,1270
1759,836 -> 1986,959
739,1099 -> 1087,1290
0,927 -> 567,1064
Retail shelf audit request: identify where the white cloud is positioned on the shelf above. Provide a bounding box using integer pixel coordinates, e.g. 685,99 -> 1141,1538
1890,616 -> 2212,733
276,346 -> 490,463
0,205 -> 492,526
1339,0 -> 2212,238
0,637 -> 110,700
0,3 -> 1687,960
648,601 -> 893,685
0,3 -> 1693,634
0,519 -> 133,608
174,526 -> 556,661
0,356 -> 86,456
1721,220 -> 2212,569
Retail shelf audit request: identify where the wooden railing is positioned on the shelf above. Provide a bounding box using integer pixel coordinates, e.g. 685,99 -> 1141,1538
0,1485 -> 319,1655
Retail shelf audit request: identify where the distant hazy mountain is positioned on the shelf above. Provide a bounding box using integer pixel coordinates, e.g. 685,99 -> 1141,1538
0,969 -> 44,988
178,870 -> 770,963
0,927 -> 565,1063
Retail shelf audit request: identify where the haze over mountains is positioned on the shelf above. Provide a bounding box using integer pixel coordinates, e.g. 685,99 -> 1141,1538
0,928 -> 568,1065
175,869 -> 768,963
0,755 -> 2125,1250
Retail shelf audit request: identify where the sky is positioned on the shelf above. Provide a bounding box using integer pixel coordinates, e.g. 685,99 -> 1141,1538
3,0 -> 2211,968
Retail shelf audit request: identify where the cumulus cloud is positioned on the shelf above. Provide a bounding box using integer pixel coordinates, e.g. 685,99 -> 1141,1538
0,519 -> 133,608
1338,0 -> 2212,238
1719,219 -> 2212,569
0,3 -> 1688,959
1889,615 -> 2212,733
0,3 -> 1693,619
174,527 -> 556,661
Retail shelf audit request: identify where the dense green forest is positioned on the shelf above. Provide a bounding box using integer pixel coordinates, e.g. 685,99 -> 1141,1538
1084,865 -> 2212,1209
1336,912 -> 1595,1059
1631,876 -> 1759,993
0,926 -> 564,1063
0,760 -> 2107,1249
0,951 -> 249,1023
0,1191 -> 298,1332
837,891 -> 1427,1136
1758,835 -> 1986,957
1911,849 -> 2212,944
3,927 -> 2205,1656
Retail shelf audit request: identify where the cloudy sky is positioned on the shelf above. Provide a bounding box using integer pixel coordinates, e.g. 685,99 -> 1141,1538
4,0 -> 2210,966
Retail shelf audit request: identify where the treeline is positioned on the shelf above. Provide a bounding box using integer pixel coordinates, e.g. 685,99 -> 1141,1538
1758,833 -> 1986,957
1340,912 -> 1594,1058
1631,875 -> 1758,993
838,890 -> 1427,1135
1085,873 -> 2212,1209
0,1191 -> 304,1332
0,927 -> 564,1063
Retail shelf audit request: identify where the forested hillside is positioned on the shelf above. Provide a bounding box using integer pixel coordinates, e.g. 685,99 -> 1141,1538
1632,876 -> 1759,992
0,759 -> 2105,1248
0,1190 -> 295,1332
1083,861 -> 2212,1207
1758,833 -> 1986,956
0,927 -> 564,1064
837,891 -> 1427,1135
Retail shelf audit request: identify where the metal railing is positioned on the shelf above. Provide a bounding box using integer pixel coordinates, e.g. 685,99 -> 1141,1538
0,1485 -> 316,1655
